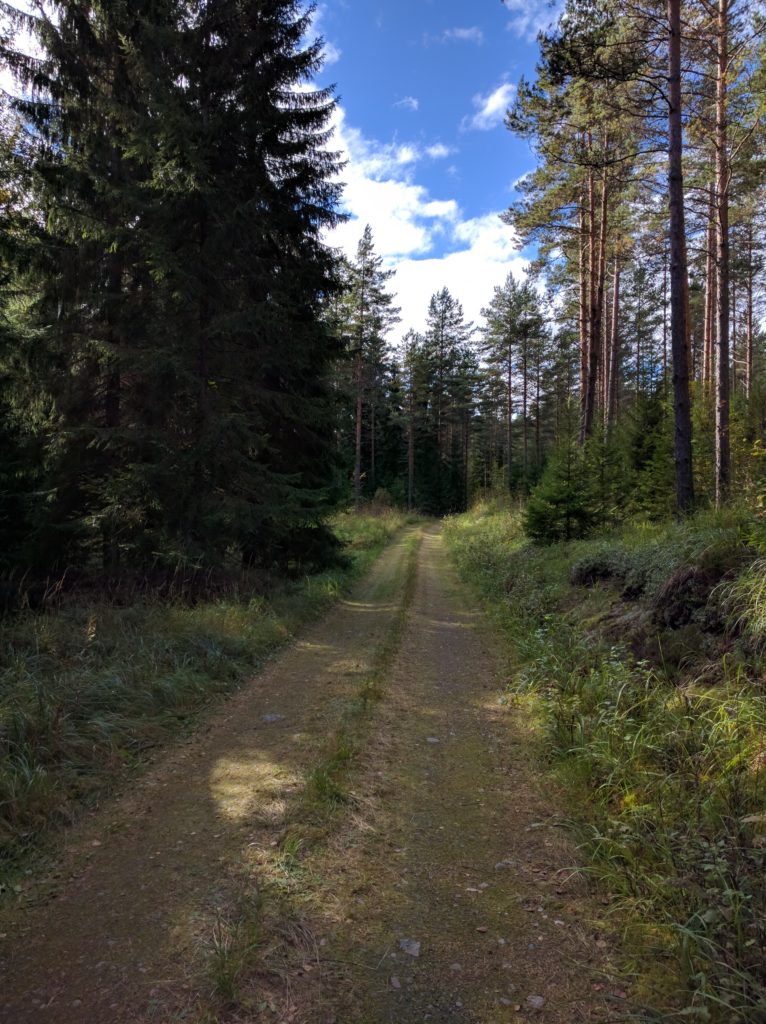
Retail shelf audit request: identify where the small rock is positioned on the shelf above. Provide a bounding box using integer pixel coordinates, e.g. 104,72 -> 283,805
426,736 -> 440,744
499,997 -> 512,1006
390,976 -> 401,990
262,713 -> 284,724
399,938 -> 421,957
476,926 -> 488,933
450,963 -> 463,972
527,995 -> 546,1010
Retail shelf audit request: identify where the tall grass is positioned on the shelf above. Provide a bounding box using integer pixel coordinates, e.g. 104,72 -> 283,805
445,504 -> 766,1022
0,508 -> 411,876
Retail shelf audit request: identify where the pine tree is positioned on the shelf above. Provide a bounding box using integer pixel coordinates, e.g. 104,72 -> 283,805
421,288 -> 474,514
335,225 -> 400,508
480,272 -> 547,492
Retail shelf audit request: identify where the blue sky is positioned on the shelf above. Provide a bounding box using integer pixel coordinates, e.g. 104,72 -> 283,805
310,0 -> 562,336
1,0 -> 561,338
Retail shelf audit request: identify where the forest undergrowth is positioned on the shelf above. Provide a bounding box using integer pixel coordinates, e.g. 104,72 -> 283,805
0,508 -> 412,885
445,504 -> 766,1023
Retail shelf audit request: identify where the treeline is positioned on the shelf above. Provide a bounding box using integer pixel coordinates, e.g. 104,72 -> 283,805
0,0 -> 344,575
328,224 -> 564,517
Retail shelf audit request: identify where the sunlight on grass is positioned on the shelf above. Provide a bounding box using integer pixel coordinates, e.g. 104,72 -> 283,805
209,756 -> 301,823
445,503 -> 766,1022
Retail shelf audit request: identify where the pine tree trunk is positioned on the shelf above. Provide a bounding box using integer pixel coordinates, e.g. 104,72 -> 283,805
370,401 -> 376,491
746,223 -> 754,400
535,356 -> 541,468
522,332 -> 528,484
715,0 -> 730,507
581,161 -> 608,442
607,258 -> 620,426
662,246 -> 669,392
637,280 -> 643,398
731,278 -> 737,393
703,185 -> 716,392
407,413 -> 415,512
667,0 -> 695,511
102,249 -> 122,571
354,349 -> 363,510
506,341 -> 513,490
578,190 -> 588,407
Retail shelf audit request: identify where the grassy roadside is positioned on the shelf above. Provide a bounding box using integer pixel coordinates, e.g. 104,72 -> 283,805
444,504 -> 766,1023
0,508 -> 413,883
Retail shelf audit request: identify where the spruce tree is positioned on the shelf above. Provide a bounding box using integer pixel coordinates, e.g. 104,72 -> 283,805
4,0 -> 345,571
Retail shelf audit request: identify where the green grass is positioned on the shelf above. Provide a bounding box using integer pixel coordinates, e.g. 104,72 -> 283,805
444,502 -> 766,1023
0,508 -> 412,880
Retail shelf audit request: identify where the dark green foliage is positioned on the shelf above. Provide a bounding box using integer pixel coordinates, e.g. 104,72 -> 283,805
1,0 -> 344,575
523,443 -> 593,542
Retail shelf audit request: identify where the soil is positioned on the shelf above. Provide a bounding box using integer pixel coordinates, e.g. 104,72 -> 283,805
0,525 -> 622,1024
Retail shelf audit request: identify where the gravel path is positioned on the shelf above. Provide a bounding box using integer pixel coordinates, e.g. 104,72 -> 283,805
0,525 -> 620,1023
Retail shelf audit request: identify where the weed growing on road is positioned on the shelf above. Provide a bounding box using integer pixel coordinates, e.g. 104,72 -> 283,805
445,504 -> 766,1022
307,529 -> 421,810
208,890 -> 265,1005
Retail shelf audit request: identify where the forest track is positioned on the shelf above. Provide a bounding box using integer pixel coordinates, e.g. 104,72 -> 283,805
0,525 -> 619,1024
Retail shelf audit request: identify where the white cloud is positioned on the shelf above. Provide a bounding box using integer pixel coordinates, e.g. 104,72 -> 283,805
392,236 -> 529,338
307,3 -> 342,68
322,40 -> 342,65
502,0 -> 563,40
329,108 -> 459,260
425,143 -> 453,160
442,26 -> 485,45
394,95 -> 420,112
460,82 -> 514,132
395,144 -> 419,165
461,82 -> 516,132
326,108 -> 527,339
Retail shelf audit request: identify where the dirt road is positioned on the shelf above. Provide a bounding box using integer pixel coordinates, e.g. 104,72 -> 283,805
0,526 -> 619,1023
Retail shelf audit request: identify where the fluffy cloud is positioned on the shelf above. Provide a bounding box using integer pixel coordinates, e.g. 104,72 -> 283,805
327,109 -> 527,339
329,109 -> 460,259
307,4 -> 343,67
394,96 -> 420,112
425,143 -> 454,160
391,221 -> 529,338
461,82 -> 516,132
322,40 -> 342,66
502,0 -> 563,40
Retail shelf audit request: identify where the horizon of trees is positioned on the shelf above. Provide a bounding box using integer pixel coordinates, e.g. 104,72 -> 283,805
2,0 -> 766,579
